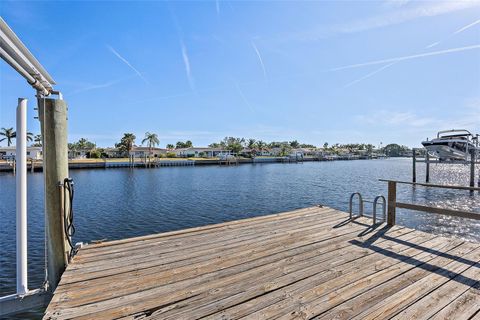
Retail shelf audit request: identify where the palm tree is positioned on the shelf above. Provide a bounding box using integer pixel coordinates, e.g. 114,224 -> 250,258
77,138 -> 88,149
246,139 -> 256,157
142,132 -> 159,163
123,133 -> 136,156
255,140 -> 266,153
0,128 -> 34,146
166,144 -> 175,150
26,132 -> 34,143
0,127 -> 15,146
32,134 -> 42,147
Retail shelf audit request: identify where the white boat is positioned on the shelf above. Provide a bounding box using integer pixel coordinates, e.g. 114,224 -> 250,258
422,129 -> 479,161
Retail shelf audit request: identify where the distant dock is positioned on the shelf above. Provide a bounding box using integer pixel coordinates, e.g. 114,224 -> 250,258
44,206 -> 480,319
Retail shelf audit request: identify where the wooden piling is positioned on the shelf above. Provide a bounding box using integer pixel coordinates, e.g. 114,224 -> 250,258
470,149 -> 475,189
425,152 -> 430,183
412,149 -> 416,183
387,181 -> 396,226
38,97 -> 70,291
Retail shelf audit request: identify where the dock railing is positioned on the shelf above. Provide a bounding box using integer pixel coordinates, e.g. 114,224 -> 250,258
380,179 -> 480,226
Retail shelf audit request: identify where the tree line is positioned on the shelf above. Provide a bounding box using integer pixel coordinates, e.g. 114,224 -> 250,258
1,126 -> 412,159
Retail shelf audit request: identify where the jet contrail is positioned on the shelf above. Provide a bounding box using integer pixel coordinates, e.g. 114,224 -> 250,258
107,45 -> 149,84
234,81 -> 256,113
426,18 -> 480,49
252,41 -> 268,81
454,18 -> 480,35
343,62 -> 398,88
216,0 -> 220,15
424,41 -> 441,49
333,44 -> 480,71
345,19 -> 480,87
181,41 -> 196,92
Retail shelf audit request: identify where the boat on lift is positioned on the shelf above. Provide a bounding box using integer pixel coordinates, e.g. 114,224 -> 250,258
421,129 -> 479,161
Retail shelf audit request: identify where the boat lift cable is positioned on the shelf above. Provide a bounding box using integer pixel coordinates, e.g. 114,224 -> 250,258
63,178 -> 76,261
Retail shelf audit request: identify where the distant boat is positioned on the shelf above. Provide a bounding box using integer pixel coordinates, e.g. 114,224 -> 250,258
422,129 -> 478,161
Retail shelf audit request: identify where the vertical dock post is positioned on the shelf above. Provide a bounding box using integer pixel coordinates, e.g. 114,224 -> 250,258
425,152 -> 430,183
387,181 -> 396,226
38,97 -> 70,291
16,98 -> 28,295
471,149 -> 476,190
412,148 -> 416,183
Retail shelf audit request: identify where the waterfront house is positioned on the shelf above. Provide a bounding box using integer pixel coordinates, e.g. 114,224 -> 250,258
239,148 -> 274,157
130,146 -> 168,158
255,149 -> 273,156
103,147 -> 123,158
174,147 -> 233,158
68,148 -> 92,159
0,146 -> 43,160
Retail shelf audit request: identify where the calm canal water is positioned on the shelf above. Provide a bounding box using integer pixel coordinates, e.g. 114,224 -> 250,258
0,158 -> 479,318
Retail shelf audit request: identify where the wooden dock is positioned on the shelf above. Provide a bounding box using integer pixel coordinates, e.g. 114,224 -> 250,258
44,206 -> 480,319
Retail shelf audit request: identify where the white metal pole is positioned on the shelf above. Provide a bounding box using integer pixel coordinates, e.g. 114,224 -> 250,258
16,98 -> 28,295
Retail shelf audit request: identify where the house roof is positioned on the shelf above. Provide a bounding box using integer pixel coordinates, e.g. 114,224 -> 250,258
176,147 -> 227,152
132,146 -> 167,152
0,146 -> 42,151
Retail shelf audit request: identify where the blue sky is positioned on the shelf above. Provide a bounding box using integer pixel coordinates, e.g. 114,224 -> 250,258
1,0 -> 479,148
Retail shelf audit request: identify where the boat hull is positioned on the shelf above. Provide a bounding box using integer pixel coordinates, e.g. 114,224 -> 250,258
421,141 -> 471,161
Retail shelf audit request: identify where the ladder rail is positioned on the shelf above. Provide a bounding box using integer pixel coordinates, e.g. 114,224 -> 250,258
349,192 -> 364,219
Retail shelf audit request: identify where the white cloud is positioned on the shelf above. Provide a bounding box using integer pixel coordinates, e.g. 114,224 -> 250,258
383,0 -> 411,8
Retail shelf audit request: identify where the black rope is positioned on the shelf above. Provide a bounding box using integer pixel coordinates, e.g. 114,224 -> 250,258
63,178 -> 76,260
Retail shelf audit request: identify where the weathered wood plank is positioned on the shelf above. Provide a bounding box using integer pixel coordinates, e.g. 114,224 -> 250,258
57,213 -> 348,286
48,214 -> 372,311
351,245 -> 480,319
396,202 -> 480,221
390,258 -> 480,320
43,206 -> 480,320
81,206 -> 328,252
420,278 -> 480,320
152,229 -> 422,320
55,229 -> 417,320
68,208 -> 342,267
229,235 -> 458,320
315,240 -> 474,319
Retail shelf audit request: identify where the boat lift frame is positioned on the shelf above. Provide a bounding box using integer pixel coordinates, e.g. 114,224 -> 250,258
412,146 -> 480,189
0,17 -> 67,316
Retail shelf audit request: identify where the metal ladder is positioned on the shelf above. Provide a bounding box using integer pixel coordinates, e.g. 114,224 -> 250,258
349,192 -> 386,224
